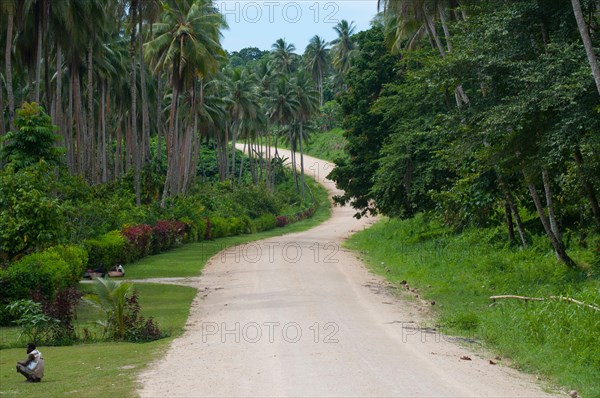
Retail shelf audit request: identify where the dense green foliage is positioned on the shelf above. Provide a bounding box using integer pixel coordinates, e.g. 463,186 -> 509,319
0,103 -> 63,169
347,216 -> 600,397
331,1 -> 600,266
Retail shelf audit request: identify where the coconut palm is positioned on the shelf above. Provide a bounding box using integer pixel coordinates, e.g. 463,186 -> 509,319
378,0 -> 469,106
224,68 -> 259,188
291,72 -> 319,199
267,76 -> 299,189
304,35 -> 329,106
330,20 -> 356,79
270,38 -> 297,75
145,0 -> 226,203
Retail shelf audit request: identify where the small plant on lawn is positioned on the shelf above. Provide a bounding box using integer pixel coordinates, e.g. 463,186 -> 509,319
7,299 -> 60,344
123,290 -> 163,342
87,277 -> 133,340
30,286 -> 82,343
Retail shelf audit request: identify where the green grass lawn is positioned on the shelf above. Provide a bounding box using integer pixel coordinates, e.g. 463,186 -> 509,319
0,283 -> 196,397
0,341 -> 167,397
346,215 -> 600,397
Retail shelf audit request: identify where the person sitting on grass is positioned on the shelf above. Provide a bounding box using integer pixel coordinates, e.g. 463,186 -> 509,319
16,343 -> 45,382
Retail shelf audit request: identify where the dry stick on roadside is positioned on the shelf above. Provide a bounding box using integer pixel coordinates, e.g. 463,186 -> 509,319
490,295 -> 600,312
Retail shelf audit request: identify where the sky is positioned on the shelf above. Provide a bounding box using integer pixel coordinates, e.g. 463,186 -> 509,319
219,1 -> 379,53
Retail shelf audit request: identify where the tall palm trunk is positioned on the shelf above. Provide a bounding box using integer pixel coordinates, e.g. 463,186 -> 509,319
239,140 -> 246,183
43,0 -> 50,108
5,9 -> 15,131
35,16 -> 42,103
67,67 -> 74,172
299,121 -> 306,201
0,69 -> 4,137
156,75 -> 163,163
319,72 -> 323,107
571,0 -> 600,95
72,64 -> 85,174
231,123 -> 238,188
87,44 -> 95,181
130,1 -> 141,205
161,82 -> 179,207
54,45 -> 63,145
101,80 -> 108,183
438,7 -> 469,106
139,0 -> 150,164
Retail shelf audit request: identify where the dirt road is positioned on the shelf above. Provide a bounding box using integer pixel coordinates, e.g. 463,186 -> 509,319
137,149 -> 559,397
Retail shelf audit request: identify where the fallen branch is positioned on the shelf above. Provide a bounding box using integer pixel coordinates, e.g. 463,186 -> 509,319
490,295 -> 600,312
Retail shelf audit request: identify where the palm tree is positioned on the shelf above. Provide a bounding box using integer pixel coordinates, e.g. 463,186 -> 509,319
267,76 -> 299,189
145,0 -> 226,203
378,0 -> 469,106
291,72 -> 319,199
89,278 -> 133,340
330,20 -> 356,80
224,67 -> 259,188
304,35 -> 329,106
270,38 -> 297,75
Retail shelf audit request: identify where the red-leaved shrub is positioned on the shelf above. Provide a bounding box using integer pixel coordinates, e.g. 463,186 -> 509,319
121,224 -> 153,262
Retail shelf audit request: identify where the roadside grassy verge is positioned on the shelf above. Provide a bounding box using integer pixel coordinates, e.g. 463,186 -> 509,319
254,127 -> 347,163
346,215 -> 600,397
301,128 -> 347,162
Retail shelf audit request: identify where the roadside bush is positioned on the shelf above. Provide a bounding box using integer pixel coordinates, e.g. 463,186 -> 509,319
122,224 -> 153,262
151,220 -> 186,253
84,231 -> 127,272
46,245 -> 88,285
210,216 -> 230,239
4,249 -> 74,301
276,215 -> 289,228
252,214 -> 277,232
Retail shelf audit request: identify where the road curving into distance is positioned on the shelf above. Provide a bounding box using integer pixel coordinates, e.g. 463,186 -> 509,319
137,147 -> 560,397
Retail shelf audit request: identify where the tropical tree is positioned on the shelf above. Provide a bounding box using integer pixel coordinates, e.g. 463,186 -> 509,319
0,102 -> 62,169
304,35 -> 329,106
290,72 -> 319,199
270,38 -> 297,75
330,19 -> 356,80
144,0 -> 226,204
223,67 -> 259,188
266,76 -> 299,189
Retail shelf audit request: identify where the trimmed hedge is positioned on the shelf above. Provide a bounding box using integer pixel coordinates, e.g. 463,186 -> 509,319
84,231 -> 127,272
0,245 -> 88,323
